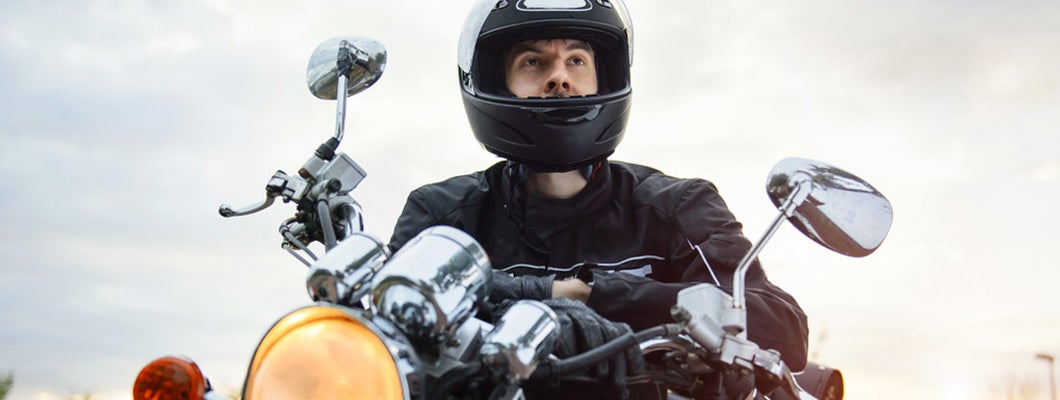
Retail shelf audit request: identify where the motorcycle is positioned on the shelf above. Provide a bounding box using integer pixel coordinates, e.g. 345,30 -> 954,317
132,36 -> 892,400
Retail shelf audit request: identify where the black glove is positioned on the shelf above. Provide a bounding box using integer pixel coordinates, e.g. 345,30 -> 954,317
489,271 -> 553,302
543,298 -> 645,400
479,272 -> 555,324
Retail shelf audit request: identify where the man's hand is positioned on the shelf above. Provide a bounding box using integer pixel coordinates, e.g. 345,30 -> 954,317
551,278 -> 591,303
544,298 -> 644,400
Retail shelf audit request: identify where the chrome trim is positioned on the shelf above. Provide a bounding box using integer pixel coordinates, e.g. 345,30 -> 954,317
372,226 -> 492,356
243,305 -> 424,400
675,284 -> 733,349
306,233 -> 388,305
426,317 -> 495,378
639,334 -> 696,355
480,300 -> 559,382
363,310 -> 427,400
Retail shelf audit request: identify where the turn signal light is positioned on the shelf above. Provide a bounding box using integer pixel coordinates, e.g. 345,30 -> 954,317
132,356 -> 207,400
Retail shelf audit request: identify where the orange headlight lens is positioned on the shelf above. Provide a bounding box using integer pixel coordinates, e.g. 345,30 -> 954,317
244,306 -> 405,400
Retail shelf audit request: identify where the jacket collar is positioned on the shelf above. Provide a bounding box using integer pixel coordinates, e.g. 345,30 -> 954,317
502,161 -> 613,248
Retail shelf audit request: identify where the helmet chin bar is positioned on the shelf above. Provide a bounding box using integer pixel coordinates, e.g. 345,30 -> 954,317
504,151 -> 612,174
463,91 -> 629,172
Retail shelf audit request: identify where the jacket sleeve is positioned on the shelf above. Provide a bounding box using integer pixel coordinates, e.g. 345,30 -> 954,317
388,183 -> 554,305
587,178 -> 809,371
589,274 -> 808,371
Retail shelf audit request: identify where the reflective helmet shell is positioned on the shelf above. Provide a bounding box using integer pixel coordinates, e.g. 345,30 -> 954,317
458,0 -> 634,172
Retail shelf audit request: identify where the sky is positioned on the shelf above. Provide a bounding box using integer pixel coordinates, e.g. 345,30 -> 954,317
1,0 -> 1058,399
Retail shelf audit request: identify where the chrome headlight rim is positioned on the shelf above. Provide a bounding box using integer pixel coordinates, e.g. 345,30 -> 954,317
242,304 -> 423,400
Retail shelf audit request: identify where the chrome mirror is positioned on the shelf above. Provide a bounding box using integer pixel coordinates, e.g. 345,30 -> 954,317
766,157 -> 893,257
729,157 -> 892,311
306,36 -> 387,100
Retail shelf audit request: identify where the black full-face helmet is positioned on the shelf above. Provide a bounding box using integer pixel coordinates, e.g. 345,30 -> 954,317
458,0 -> 634,172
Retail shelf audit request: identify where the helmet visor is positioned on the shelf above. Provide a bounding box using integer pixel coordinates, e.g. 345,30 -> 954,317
459,0 -> 633,101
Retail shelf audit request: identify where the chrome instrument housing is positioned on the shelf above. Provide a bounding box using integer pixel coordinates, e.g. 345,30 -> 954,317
306,232 -> 389,304
480,300 -> 560,382
371,226 -> 492,357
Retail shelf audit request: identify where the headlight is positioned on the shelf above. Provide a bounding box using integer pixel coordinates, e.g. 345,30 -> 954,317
243,306 -> 421,400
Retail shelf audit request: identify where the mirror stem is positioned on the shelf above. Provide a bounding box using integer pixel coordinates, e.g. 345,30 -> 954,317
732,211 -> 786,309
331,41 -> 357,144
333,73 -> 348,144
311,66 -> 348,162
732,178 -> 812,309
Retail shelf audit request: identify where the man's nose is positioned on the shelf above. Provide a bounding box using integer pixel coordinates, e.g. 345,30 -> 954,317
545,64 -> 571,95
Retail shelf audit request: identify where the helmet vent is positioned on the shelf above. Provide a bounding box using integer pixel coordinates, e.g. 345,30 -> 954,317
529,106 -> 601,125
517,0 -> 592,11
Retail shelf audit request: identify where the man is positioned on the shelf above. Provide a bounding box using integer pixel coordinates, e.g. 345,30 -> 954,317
389,0 -> 808,397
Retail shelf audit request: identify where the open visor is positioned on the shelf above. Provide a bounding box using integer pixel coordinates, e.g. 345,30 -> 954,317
458,0 -> 633,99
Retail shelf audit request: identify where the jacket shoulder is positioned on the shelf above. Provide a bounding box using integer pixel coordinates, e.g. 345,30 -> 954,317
389,163 -> 504,251
610,161 -> 719,211
405,162 -> 504,221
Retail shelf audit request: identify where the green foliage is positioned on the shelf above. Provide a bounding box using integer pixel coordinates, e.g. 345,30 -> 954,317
0,371 -> 13,400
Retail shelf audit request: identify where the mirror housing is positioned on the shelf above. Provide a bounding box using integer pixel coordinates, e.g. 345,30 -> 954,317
306,36 -> 387,100
730,157 -> 893,311
767,157 -> 892,257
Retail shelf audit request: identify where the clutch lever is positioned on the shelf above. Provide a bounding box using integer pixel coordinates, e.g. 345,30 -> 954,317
219,171 -> 307,218
219,195 -> 276,218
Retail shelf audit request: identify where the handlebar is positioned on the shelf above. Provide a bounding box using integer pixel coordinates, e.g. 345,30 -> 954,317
528,324 -> 681,381
525,321 -> 813,399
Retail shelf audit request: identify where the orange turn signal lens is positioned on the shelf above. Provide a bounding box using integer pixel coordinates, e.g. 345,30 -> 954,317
132,356 -> 206,400
244,306 -> 405,400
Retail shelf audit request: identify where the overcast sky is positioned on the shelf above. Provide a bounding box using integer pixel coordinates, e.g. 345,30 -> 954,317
1,1 -> 1059,399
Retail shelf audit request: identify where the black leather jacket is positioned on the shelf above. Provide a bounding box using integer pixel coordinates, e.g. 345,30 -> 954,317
388,160 -> 809,370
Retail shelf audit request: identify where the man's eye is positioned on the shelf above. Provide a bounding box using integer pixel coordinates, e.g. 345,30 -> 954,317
522,58 -> 539,67
569,57 -> 586,65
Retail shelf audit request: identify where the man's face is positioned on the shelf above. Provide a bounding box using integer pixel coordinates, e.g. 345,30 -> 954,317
503,39 -> 598,98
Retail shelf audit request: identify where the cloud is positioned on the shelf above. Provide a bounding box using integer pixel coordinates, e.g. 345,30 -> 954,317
2,0 -> 1059,399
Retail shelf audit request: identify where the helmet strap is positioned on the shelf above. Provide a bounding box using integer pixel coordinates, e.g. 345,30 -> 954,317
511,161 -> 597,180
582,163 -> 596,180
